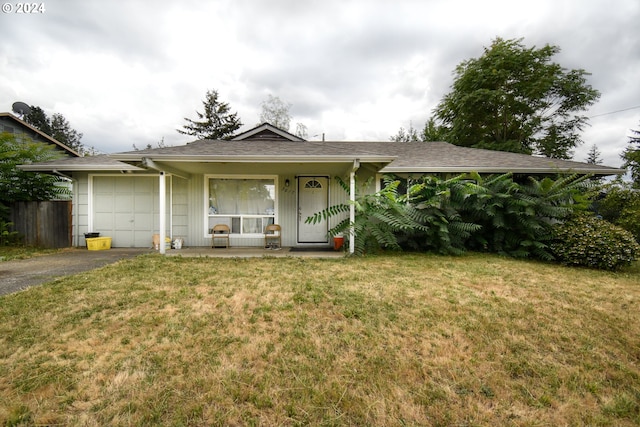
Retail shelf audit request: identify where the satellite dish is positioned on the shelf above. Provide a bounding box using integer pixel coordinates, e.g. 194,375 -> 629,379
12,101 -> 32,118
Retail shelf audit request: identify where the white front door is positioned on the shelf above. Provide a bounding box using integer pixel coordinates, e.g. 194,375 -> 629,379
298,177 -> 329,243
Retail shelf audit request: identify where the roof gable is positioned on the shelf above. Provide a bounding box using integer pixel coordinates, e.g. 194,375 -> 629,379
231,122 -> 305,141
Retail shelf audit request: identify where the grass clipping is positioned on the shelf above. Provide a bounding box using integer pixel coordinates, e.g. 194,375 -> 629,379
0,253 -> 639,426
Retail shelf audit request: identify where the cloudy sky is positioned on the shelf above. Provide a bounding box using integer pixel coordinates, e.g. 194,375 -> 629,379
1,0 -> 639,167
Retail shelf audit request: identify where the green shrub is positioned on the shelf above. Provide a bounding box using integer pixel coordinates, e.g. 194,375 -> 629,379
0,220 -> 21,246
595,185 -> 640,243
400,175 -> 480,255
306,177 -> 421,255
616,202 -> 640,243
550,215 -> 640,270
459,173 -> 591,260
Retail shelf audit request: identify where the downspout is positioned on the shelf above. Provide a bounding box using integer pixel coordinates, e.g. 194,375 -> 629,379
159,171 -> 166,254
349,159 -> 360,254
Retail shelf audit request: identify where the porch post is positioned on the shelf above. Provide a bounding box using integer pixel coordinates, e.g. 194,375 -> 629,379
159,171 -> 166,255
349,159 -> 360,254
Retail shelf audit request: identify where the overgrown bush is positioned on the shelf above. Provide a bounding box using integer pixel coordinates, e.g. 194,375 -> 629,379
550,214 -> 640,270
306,177 -> 421,255
457,173 -> 591,259
0,132 -> 70,221
595,184 -> 640,243
400,175 -> 480,255
310,173 -> 594,259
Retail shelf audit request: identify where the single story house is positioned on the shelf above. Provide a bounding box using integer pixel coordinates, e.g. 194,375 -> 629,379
19,123 -> 624,254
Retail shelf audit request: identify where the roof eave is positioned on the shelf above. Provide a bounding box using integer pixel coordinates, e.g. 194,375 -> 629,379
110,154 -> 396,163
381,166 -> 626,175
18,164 -> 144,172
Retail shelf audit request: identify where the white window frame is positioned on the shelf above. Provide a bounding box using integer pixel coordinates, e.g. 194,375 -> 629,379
203,174 -> 278,238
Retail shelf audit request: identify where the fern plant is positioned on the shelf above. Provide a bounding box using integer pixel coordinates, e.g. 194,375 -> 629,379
399,175 -> 481,254
306,172 -> 593,260
305,176 -> 421,255
460,172 -> 592,259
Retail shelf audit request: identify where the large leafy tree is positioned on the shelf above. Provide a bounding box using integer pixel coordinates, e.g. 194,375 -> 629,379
178,89 -> 242,140
434,37 -> 600,159
621,123 -> 640,187
0,132 -> 70,219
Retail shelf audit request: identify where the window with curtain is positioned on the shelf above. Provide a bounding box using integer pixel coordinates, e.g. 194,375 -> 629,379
207,178 -> 275,234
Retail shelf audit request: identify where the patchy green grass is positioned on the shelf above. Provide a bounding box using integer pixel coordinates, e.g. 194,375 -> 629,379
0,253 -> 639,426
0,246 -> 60,261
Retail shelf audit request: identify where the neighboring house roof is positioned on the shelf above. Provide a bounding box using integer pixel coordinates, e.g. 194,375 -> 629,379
18,154 -> 144,173
0,112 -> 80,157
231,122 -> 305,142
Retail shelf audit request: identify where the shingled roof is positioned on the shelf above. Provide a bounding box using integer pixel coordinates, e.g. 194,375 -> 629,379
20,137 -> 624,176
108,139 -> 622,175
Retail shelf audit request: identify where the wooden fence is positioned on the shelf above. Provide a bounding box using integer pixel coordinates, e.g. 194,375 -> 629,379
10,201 -> 72,248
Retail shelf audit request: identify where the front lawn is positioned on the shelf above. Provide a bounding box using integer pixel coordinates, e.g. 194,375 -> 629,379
0,253 -> 638,426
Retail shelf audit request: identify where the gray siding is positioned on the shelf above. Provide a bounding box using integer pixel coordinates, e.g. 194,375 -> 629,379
71,169 -> 368,248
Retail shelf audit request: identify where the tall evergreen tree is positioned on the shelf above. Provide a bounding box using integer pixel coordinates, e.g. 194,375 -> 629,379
24,106 -> 85,154
586,144 -> 603,165
422,117 -> 448,142
24,106 -> 52,136
621,123 -> 640,187
50,113 -> 84,152
391,123 -> 420,142
178,89 -> 242,140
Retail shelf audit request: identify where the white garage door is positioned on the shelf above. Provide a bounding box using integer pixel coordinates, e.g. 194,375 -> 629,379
92,176 -> 162,248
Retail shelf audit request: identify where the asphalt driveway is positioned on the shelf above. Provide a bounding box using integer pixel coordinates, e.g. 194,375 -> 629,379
0,248 -> 152,296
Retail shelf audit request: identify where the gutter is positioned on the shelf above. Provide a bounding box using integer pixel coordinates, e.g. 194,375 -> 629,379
111,154 -> 395,163
381,166 -> 626,175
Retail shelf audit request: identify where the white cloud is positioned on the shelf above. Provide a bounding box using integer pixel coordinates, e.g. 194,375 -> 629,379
0,0 -> 638,168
